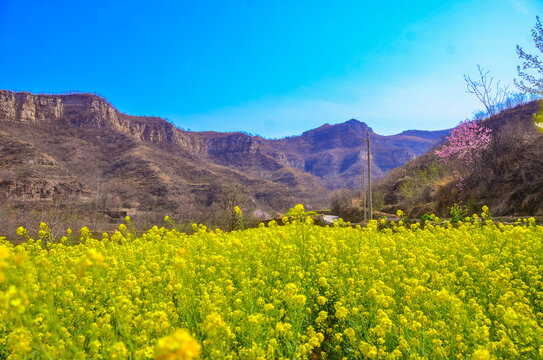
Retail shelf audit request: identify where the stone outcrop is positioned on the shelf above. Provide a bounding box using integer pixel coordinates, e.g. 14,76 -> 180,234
0,90 -> 206,155
0,90 -> 451,214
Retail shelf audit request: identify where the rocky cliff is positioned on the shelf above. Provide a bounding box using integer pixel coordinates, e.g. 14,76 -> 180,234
0,91 -> 206,154
0,90 -> 450,222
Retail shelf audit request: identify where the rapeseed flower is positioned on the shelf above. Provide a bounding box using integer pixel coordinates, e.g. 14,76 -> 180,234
0,208 -> 541,359
155,329 -> 200,360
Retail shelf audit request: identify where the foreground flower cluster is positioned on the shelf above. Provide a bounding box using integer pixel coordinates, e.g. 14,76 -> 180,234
0,208 -> 542,359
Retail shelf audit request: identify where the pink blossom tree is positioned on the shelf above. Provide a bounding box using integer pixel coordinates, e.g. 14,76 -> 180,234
435,120 -> 492,167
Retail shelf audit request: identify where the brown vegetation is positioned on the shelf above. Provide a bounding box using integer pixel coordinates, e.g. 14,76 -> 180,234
0,90 -> 450,236
371,101 -> 543,218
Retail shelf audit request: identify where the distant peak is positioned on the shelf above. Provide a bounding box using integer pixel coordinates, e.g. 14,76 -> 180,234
343,118 -> 372,132
345,118 -> 361,124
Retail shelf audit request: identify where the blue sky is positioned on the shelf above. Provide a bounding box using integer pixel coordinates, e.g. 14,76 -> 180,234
1,0 -> 542,138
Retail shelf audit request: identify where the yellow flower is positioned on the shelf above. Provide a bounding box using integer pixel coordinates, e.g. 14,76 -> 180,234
155,329 -> 200,360
318,277 -> 328,287
534,112 -> 543,133
204,313 -> 225,332
275,322 -> 292,334
1,202 -> 542,359
335,306 -> 349,321
111,342 -> 128,359
6,327 -> 32,356
13,251 -> 26,266
317,296 -> 327,306
80,226 -> 90,237
0,244 -> 9,261
344,327 -> 355,340
316,311 -> 328,323
471,347 -> 490,360
16,226 -> 26,236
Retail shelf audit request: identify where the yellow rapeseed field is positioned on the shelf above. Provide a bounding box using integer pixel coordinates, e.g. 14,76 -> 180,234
0,205 -> 542,359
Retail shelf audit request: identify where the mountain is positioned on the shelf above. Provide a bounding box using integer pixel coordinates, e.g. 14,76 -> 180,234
373,100 -> 543,217
261,120 -> 451,189
0,90 -> 450,229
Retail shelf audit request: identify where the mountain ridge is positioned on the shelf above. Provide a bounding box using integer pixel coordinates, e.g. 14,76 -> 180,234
0,89 -> 451,229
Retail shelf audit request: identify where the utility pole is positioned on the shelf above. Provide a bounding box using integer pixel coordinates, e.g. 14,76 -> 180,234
366,132 -> 372,220
361,151 -> 366,221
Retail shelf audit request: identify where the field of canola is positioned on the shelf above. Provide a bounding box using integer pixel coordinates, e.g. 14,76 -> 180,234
0,205 -> 542,359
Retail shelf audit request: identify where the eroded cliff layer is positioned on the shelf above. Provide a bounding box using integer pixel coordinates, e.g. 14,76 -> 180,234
0,90 -> 449,219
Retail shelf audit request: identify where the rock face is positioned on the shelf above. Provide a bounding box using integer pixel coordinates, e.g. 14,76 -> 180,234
0,130 -> 92,203
0,90 -> 450,217
0,91 -> 206,154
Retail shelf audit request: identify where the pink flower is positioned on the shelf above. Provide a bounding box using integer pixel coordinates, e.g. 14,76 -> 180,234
435,120 -> 491,166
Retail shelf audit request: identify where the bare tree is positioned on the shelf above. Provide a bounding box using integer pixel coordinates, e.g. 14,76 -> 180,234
464,65 -> 510,118
213,182 -> 248,231
515,16 -> 543,95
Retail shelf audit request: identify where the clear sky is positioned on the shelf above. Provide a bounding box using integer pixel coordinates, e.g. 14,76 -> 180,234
1,0 -> 542,138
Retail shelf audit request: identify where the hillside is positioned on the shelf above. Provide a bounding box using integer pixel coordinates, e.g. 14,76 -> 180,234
374,100 -> 543,217
0,90 -> 449,230
261,120 -> 451,189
